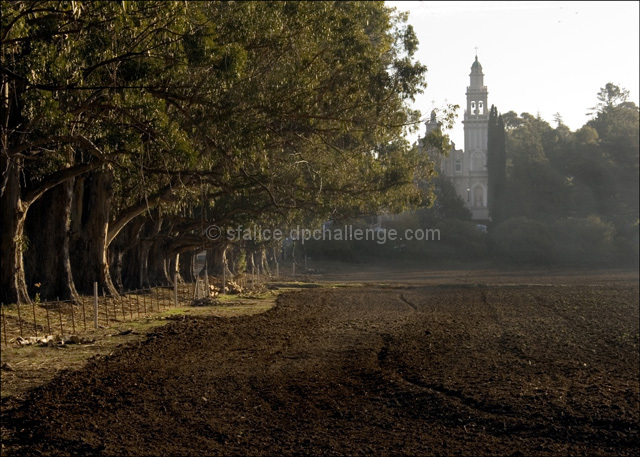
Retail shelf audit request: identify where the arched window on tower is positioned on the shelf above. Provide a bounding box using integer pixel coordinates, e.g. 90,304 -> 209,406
478,101 -> 483,113
470,101 -> 476,114
455,160 -> 462,172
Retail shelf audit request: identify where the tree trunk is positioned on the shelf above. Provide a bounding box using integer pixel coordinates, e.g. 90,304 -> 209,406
163,253 -> 182,285
0,155 -> 30,305
179,251 -> 195,283
148,240 -> 168,285
259,246 -> 271,276
70,171 -> 119,297
207,244 -> 233,278
247,251 -> 257,276
147,229 -> 170,285
109,247 -> 125,293
225,248 -> 235,275
120,243 -> 142,291
24,179 -> 78,301
110,216 -> 145,292
1,153 -> 99,304
130,212 -> 164,289
0,73 -> 30,305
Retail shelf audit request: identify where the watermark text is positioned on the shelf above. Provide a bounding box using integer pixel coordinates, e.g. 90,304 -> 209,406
205,225 -> 440,244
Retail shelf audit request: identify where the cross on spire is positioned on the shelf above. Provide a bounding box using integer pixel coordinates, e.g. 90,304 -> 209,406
474,46 -> 479,57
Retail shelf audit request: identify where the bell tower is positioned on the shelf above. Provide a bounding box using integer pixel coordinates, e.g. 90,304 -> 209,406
464,55 -> 489,152
422,54 -> 491,222
462,54 -> 490,220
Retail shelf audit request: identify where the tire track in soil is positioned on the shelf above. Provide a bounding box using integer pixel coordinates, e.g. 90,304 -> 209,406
382,366 -> 638,441
373,294 -> 529,435
398,293 -> 418,311
373,285 -> 639,453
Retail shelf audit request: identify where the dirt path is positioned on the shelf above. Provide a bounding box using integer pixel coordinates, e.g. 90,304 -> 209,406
2,281 -> 638,456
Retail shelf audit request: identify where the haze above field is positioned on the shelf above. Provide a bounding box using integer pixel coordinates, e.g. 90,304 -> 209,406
387,1 -> 640,146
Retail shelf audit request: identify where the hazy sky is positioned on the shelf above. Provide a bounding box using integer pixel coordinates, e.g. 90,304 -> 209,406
387,1 -> 640,147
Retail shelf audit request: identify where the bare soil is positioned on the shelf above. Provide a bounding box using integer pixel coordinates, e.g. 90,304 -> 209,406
1,270 -> 638,456
0,297 -> 274,402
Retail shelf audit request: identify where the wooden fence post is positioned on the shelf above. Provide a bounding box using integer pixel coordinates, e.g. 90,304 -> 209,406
32,300 -> 38,337
68,298 -> 76,334
45,301 -> 51,335
2,305 -> 8,347
142,291 -> 147,314
57,303 -> 64,338
93,282 -> 98,329
2,304 -> 8,347
81,297 -> 87,331
16,301 -> 23,337
103,291 -> 109,326
174,277 -> 178,306
222,251 -> 226,296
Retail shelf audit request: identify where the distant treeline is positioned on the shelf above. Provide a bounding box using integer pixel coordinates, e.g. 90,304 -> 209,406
306,84 -> 640,268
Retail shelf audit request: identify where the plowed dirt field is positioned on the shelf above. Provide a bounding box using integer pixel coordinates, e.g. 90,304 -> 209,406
2,272 -> 638,456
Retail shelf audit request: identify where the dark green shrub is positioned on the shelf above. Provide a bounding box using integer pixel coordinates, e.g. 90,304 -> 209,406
551,216 -> 616,266
490,217 -> 554,264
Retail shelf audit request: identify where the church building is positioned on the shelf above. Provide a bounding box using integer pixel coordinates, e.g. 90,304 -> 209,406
423,56 -> 490,222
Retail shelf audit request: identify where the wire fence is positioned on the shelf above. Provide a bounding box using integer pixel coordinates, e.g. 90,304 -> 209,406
0,259 -> 307,348
1,283 -> 192,348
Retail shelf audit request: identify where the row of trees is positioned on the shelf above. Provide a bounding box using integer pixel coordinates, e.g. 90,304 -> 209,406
1,1 -> 436,304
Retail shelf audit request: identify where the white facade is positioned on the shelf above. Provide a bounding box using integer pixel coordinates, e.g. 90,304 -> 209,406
425,56 -> 490,222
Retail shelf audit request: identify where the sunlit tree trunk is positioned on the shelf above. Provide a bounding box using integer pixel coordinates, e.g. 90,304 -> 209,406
110,216 -> 145,292
259,246 -> 271,276
0,156 -> 30,304
1,72 -> 30,305
207,244 -> 233,278
162,253 -> 182,285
